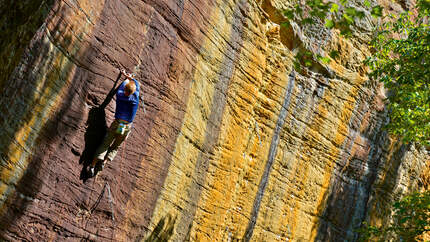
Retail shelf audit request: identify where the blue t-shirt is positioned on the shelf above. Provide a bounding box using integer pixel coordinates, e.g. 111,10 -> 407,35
115,79 -> 140,123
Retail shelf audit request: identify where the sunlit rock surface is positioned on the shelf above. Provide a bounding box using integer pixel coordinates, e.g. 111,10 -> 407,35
0,0 -> 428,241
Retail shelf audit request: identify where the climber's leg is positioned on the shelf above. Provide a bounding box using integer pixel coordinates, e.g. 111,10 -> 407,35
104,123 -> 131,163
89,120 -> 119,176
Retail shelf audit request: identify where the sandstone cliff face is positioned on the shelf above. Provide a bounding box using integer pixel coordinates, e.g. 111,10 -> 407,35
0,0 -> 428,241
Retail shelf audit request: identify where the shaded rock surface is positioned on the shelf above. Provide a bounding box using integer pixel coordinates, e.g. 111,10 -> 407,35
0,0 -> 428,241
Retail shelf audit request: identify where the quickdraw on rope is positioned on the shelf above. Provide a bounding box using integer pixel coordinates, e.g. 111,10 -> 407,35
106,182 -> 115,223
89,181 -> 115,224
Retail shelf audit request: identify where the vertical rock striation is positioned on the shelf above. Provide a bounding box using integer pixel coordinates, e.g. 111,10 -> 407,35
0,0 -> 428,241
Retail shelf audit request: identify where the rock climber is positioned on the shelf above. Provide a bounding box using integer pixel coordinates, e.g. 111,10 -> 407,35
89,69 -> 140,177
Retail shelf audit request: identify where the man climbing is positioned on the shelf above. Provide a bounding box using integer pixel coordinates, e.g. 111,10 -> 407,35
89,69 -> 140,177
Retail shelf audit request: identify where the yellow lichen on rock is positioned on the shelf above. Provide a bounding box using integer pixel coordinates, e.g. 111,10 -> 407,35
192,32 -> 294,242
146,1 -> 243,240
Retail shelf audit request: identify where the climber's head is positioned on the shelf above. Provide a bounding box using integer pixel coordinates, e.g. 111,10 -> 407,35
124,80 -> 136,96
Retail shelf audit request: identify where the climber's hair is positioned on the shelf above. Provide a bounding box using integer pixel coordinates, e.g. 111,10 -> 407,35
124,80 -> 136,96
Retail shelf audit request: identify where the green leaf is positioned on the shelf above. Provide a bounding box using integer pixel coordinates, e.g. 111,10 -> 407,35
325,19 -> 335,28
329,50 -> 339,58
356,11 -> 366,19
302,18 -> 314,24
293,60 -> 301,71
371,6 -> 383,17
340,28 -> 353,36
319,56 -> 331,64
295,4 -> 303,15
283,10 -> 294,19
340,0 -> 348,5
330,3 -> 339,12
364,0 -> 371,7
343,14 -> 354,24
345,7 -> 357,16
281,22 -> 291,28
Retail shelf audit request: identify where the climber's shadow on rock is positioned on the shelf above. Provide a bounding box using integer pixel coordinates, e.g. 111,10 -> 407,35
79,106 -> 107,181
80,72 -> 122,182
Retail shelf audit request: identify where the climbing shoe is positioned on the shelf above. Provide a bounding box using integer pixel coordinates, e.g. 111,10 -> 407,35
89,166 -> 95,177
95,160 -> 104,172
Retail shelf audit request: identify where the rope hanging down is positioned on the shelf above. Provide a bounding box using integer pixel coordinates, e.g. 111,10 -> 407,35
90,181 -> 115,223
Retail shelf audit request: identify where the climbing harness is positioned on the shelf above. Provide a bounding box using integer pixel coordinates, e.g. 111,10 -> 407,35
116,122 -> 128,135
